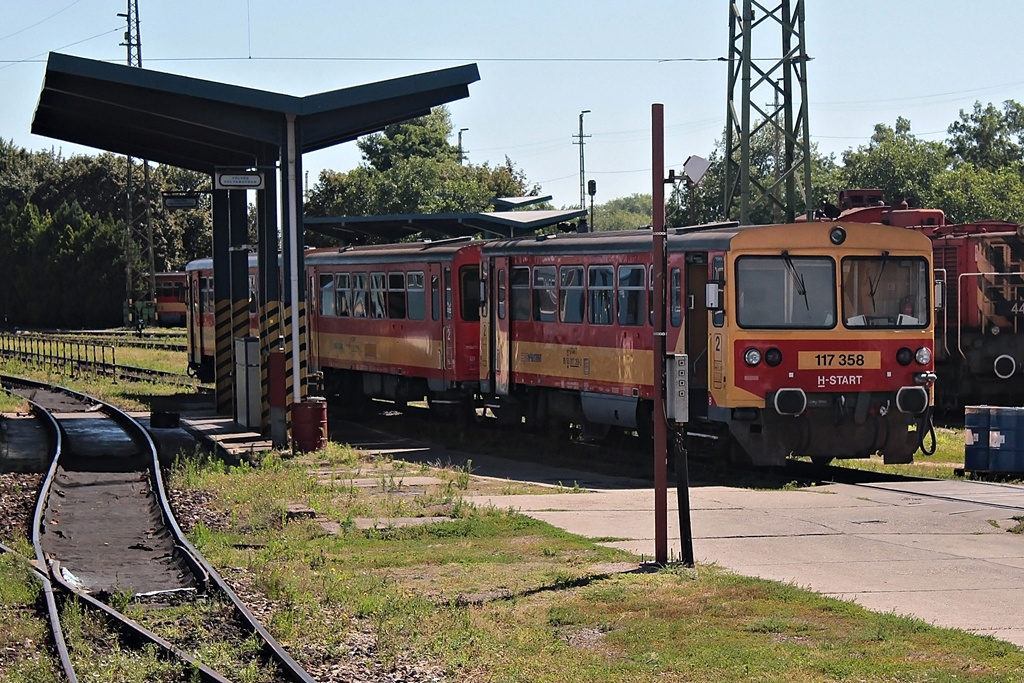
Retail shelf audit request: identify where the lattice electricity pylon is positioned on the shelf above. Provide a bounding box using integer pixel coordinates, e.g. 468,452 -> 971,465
724,0 -> 812,224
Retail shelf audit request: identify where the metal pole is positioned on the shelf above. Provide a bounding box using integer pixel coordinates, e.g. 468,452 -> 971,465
574,110 -> 591,211
652,103 -> 668,566
286,113 -> 302,405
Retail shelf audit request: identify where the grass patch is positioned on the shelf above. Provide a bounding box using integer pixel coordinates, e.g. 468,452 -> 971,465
165,442 -> 1024,682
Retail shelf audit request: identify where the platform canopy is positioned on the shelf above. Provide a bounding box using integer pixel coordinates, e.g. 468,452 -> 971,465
31,52 -> 480,173
303,208 -> 588,243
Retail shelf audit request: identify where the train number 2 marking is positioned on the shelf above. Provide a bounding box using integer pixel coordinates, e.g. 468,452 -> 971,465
798,350 -> 880,370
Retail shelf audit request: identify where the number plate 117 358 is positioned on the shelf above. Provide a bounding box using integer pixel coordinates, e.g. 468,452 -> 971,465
797,351 -> 880,369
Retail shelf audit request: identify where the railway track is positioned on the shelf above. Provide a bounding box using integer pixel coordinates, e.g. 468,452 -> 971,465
0,375 -> 315,682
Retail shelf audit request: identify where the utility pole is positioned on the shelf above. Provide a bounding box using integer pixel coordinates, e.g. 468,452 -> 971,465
724,0 -> 812,223
573,110 -> 591,212
118,0 -> 156,322
457,128 -> 468,164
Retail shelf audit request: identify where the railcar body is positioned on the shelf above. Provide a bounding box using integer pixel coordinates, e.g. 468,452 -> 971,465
479,221 -> 936,467
305,239 -> 484,413
184,256 -> 260,381
153,271 -> 187,326
829,191 -> 1024,411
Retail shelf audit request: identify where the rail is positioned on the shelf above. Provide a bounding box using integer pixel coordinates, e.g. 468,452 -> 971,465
3,374 -> 315,682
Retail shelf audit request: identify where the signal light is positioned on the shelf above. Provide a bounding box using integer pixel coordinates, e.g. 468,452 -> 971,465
764,347 -> 783,366
829,226 -> 847,245
896,347 -> 913,366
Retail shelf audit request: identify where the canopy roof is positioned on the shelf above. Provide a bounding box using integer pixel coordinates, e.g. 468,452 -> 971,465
32,52 -> 480,173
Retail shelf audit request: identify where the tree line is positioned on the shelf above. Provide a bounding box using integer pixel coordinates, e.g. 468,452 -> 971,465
2,101 -> 1023,327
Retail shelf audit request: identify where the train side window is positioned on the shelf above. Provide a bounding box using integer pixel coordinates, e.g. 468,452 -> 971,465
497,269 -> 507,320
533,266 -> 557,322
511,266 -> 531,321
618,265 -> 645,326
370,272 -> 387,319
336,274 -> 351,317
588,265 -> 614,325
444,267 -> 453,320
388,272 -> 406,319
319,273 -> 336,317
352,273 -> 368,318
431,275 -> 440,321
460,266 -> 481,321
407,272 -> 425,321
670,268 -> 682,327
559,265 -> 585,323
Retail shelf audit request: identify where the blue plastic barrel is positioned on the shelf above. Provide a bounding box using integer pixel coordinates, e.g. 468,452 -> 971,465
964,405 -> 990,472
988,406 -> 1024,472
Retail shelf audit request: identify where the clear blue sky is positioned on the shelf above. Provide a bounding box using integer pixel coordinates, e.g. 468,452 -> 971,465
3,1 -> 1024,209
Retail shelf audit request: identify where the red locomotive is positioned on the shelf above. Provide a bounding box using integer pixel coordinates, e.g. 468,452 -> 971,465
823,190 -> 1024,411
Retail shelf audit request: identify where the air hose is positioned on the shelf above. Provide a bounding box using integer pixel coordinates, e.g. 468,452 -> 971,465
918,406 -> 937,456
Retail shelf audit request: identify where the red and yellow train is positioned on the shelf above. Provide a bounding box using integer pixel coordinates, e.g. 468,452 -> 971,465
822,190 -> 1024,411
187,219 -> 938,467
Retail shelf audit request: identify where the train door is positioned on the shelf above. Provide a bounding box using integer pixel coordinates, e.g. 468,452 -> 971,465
492,257 -> 511,395
442,265 -> 455,384
187,274 -> 200,366
685,253 -> 710,416
426,264 -> 442,377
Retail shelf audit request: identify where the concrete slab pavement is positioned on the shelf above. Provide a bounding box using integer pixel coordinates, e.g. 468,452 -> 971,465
466,481 -> 1024,647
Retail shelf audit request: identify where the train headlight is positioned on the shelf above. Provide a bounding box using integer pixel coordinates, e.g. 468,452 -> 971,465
744,348 -> 762,366
915,347 -> 932,365
896,347 -> 913,366
764,347 -> 783,367
829,226 -> 847,245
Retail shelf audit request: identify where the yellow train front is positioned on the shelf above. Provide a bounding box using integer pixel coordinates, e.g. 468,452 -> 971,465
685,221 -> 936,467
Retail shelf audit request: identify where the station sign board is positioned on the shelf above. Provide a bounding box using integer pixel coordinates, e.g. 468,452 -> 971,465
162,193 -> 201,210
215,171 -> 265,190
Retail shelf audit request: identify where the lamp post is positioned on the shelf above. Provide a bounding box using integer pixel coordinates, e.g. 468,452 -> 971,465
458,128 -> 469,164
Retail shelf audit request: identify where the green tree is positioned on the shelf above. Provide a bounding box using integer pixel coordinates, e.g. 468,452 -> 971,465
837,117 -> 949,208
947,100 -> 1024,172
305,107 -> 539,243
593,193 -> 652,232
930,162 -> 1024,224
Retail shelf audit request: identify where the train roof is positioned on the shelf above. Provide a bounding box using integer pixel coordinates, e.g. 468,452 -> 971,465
304,237 -> 484,266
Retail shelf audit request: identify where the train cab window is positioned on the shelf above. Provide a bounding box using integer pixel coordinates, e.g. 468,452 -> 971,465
336,274 -> 351,317
460,266 -> 481,321
431,274 -> 440,321
319,273 -> 336,317
497,269 -> 507,320
407,272 -> 425,321
588,265 -> 614,325
618,265 -> 646,326
511,267 -> 531,321
352,273 -> 368,318
736,256 -> 836,329
841,256 -> 929,328
670,268 -> 682,327
559,266 -> 585,323
533,266 -> 557,322
370,273 -> 387,318
387,272 -> 406,319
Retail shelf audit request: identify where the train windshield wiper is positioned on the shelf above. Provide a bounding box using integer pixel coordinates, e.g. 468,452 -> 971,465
781,250 -> 809,310
867,250 -> 890,313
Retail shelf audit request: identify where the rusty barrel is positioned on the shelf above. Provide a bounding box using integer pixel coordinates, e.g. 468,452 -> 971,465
292,397 -> 328,452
